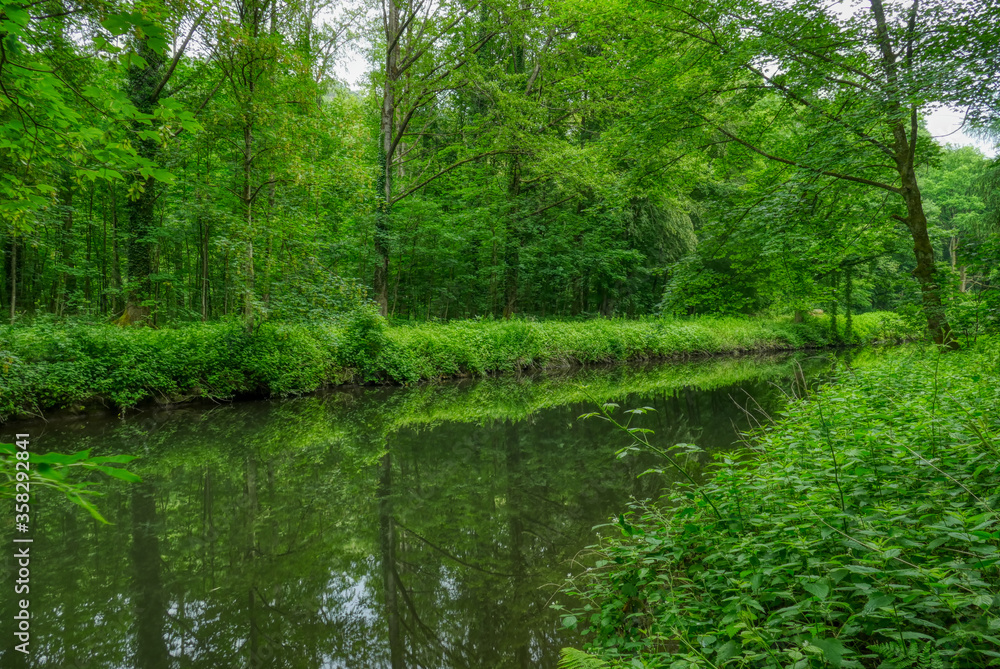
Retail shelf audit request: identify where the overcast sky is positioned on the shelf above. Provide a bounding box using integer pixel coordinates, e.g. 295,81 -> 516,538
924,108 -> 996,157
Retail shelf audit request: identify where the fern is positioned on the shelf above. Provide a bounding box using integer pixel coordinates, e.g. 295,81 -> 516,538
558,647 -> 613,669
870,641 -> 946,669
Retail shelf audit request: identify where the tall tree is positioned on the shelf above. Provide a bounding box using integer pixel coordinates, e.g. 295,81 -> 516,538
598,0 -> 1000,345
0,2 -> 179,321
213,0 -> 285,329
372,0 -> 500,315
120,5 -> 207,324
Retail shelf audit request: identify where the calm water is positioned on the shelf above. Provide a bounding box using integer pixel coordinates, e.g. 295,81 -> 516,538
1,353 -> 841,668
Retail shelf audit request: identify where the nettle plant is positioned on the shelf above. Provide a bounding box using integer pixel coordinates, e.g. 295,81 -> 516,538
557,346 -> 1000,669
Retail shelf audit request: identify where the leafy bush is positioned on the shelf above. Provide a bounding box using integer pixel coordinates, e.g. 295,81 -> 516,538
559,341 -> 1000,668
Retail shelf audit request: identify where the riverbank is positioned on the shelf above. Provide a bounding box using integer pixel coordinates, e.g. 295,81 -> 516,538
559,340 -> 1000,668
0,310 -> 914,421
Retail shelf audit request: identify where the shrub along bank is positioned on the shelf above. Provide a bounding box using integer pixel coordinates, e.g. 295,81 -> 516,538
0,309 -> 913,420
558,341 -> 1000,669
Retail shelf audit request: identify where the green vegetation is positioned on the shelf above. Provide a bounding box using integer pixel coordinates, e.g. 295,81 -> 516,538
1,0 -> 997,342
2,0 -> 999,663
559,341 -> 1000,668
6,354 -> 816,668
0,441 -> 139,522
0,310 -> 913,420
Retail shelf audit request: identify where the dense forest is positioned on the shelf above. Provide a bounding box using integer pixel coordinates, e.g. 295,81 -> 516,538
2,0 -> 997,339
3,2 -> 1000,668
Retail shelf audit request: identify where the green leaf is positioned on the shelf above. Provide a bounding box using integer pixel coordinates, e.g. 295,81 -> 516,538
124,53 -> 148,70
149,168 -> 175,183
4,6 -> 29,26
558,648 -> 610,669
67,493 -> 109,524
863,593 -> 894,614
803,582 -> 830,600
973,594 -> 994,609
32,450 -> 91,465
808,638 -> 847,668
147,36 -> 168,54
34,462 -> 53,477
98,168 -> 125,181
94,465 -> 142,483
716,640 -> 738,662
100,14 -> 133,36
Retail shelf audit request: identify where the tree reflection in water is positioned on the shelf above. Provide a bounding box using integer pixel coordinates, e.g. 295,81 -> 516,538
1,353 -> 836,668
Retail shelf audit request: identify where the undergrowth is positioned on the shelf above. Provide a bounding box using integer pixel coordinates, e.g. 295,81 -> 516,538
0,310 -> 913,420
557,340 -> 1000,668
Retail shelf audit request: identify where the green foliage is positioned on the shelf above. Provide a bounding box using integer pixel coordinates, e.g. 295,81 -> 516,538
267,271 -> 369,322
0,312 -> 915,419
944,231 -> 1000,346
2,0 -> 996,330
561,341 -> 1000,668
559,647 -> 615,669
0,442 -> 139,522
16,349 -> 811,667
0,0 -> 180,228
335,303 -> 394,382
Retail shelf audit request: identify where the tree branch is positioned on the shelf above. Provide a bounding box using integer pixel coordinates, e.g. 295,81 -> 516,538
712,124 -> 901,193
390,151 -> 511,204
151,10 -> 208,101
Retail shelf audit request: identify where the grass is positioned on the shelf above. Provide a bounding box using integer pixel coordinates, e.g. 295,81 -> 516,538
558,339 -> 1000,669
0,309 -> 915,421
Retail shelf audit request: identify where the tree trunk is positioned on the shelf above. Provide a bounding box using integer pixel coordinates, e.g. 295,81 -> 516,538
502,214 -> 521,320
56,175 -> 74,316
845,265 -> 853,343
130,483 -> 170,669
121,37 -> 166,326
829,272 -> 839,343
110,183 -> 123,315
242,119 -> 255,332
378,452 -> 404,668
870,0 -> 957,349
101,188 -> 108,314
899,166 -> 957,348
502,38 -> 526,320
85,185 -> 94,307
200,219 -> 210,320
8,236 -> 16,324
223,249 -> 229,316
374,0 -> 400,317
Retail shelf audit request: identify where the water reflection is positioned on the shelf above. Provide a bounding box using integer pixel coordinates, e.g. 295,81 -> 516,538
1,353 -> 835,668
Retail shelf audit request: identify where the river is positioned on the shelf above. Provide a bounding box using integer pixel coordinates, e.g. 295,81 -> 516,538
1,352 -> 844,668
